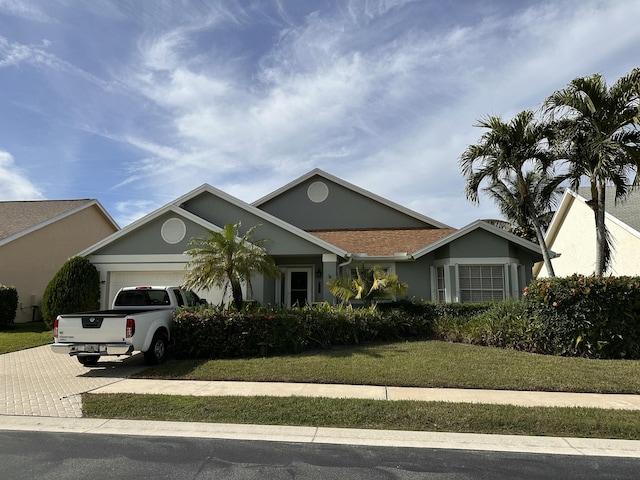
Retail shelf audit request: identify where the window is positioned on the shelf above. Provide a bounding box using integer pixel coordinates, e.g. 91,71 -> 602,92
458,265 -> 504,302
436,266 -> 446,302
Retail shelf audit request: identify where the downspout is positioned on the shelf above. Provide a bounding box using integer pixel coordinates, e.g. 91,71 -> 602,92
338,254 -> 353,269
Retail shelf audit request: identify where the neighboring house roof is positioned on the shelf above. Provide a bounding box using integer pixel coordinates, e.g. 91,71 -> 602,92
577,186 -> 640,233
252,168 -> 452,229
412,220 -> 549,259
0,199 -> 119,247
308,228 -> 458,257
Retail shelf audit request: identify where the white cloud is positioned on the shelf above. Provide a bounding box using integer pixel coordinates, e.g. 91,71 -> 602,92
113,199 -> 158,227
3,0 -> 638,228
0,0 -> 53,22
0,151 -> 44,200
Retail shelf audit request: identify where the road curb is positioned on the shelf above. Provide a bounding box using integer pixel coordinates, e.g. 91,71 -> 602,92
3,415 -> 640,458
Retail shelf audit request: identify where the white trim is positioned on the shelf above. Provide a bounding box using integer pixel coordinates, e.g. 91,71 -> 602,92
436,257 -> 520,265
88,254 -> 189,264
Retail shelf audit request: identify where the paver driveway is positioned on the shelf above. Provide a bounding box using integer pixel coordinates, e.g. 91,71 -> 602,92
1,345 -> 147,418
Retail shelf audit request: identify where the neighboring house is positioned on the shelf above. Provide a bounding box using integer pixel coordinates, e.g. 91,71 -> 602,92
81,169 -> 547,309
0,200 -> 119,323
534,187 -> 640,278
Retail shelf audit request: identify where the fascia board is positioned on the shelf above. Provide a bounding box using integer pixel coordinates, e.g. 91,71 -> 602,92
542,188 -> 577,249
0,200 -> 114,248
412,220 -> 549,259
350,254 -> 414,262
252,168 -> 452,229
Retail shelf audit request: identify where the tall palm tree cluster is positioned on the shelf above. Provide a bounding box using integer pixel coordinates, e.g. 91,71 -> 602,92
460,68 -> 640,276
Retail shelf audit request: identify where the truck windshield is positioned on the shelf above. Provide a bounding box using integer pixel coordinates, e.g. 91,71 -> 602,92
114,290 -> 170,306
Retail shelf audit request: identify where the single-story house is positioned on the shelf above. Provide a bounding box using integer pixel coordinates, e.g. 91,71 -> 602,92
81,169 -> 548,308
0,200 -> 119,323
535,187 -> 640,277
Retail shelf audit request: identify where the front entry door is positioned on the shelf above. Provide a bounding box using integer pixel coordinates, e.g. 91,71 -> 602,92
283,268 -> 312,307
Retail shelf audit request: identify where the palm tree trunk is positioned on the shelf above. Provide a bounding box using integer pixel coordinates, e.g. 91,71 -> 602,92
230,278 -> 244,310
520,179 -> 555,277
594,182 -> 607,275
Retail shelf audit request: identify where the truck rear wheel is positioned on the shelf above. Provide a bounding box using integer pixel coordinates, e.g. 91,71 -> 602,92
144,332 -> 167,365
78,355 -> 100,366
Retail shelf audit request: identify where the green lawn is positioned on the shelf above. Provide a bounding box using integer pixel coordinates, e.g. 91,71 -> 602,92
79,340 -> 640,440
82,393 -> 640,440
0,322 -> 52,355
138,340 -> 640,394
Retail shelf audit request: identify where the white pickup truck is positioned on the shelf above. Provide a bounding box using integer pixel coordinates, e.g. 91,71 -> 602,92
51,286 -> 202,366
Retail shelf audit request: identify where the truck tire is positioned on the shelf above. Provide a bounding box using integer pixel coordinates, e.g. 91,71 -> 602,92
144,332 -> 167,365
78,355 -> 100,366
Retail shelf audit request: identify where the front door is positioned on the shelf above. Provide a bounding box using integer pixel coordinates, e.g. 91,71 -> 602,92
280,268 -> 312,307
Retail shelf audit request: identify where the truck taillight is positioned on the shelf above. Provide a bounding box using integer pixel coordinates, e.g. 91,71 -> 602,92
126,318 -> 135,338
53,317 -> 59,338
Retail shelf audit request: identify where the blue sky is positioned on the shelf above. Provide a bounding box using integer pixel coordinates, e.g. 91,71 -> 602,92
1,0 -> 639,228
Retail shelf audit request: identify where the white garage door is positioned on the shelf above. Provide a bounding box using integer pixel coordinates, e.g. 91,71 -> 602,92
107,271 -> 225,308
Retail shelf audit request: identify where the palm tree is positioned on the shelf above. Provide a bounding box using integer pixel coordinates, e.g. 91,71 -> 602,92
183,223 -> 280,310
459,110 -> 560,277
327,264 -> 408,308
544,69 -> 640,274
484,170 -> 563,243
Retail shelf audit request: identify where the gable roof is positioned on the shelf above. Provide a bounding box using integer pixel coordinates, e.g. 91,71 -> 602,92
412,220 -> 549,259
543,188 -> 640,255
252,168 -> 452,229
0,199 -> 118,247
308,228 -> 458,257
81,183 -> 350,258
577,186 -> 640,233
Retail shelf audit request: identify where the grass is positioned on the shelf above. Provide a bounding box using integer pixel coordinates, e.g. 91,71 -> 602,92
82,393 -> 640,440
138,340 -> 640,394
0,322 -> 52,355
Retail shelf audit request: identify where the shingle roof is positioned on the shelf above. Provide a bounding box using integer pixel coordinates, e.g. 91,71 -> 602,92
0,200 -> 94,241
577,187 -> 640,232
307,228 -> 458,257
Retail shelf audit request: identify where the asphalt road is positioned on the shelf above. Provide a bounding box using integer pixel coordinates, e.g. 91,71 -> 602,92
1,430 -> 639,480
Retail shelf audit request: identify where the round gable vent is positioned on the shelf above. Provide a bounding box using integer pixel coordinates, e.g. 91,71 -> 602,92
161,218 -> 186,244
307,181 -> 329,203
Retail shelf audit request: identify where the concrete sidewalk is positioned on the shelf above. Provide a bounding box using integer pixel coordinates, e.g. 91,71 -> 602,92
90,378 -> 640,410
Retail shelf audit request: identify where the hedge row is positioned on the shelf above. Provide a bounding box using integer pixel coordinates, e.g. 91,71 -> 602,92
172,303 -> 436,359
525,274 -> 640,359
171,275 -> 640,360
0,285 -> 18,328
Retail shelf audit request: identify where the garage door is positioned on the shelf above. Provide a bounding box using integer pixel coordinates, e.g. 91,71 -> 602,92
107,271 -> 224,308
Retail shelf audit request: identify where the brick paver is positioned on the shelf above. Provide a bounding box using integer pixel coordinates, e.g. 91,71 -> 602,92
0,345 -> 146,418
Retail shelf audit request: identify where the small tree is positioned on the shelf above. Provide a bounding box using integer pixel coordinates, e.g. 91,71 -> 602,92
183,223 -> 280,310
0,285 -> 18,329
41,257 -> 100,328
327,264 -> 409,308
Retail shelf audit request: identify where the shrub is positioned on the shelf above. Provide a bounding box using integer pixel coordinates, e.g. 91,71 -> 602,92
41,257 -> 100,328
0,285 -> 18,329
431,299 -> 541,350
525,275 -> 640,359
172,302 -> 435,360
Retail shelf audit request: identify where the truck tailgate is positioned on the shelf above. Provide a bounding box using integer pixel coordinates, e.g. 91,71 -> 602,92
57,314 -> 129,344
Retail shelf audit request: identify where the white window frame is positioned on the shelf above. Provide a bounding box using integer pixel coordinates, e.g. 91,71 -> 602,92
458,265 -> 505,303
433,257 -> 520,303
